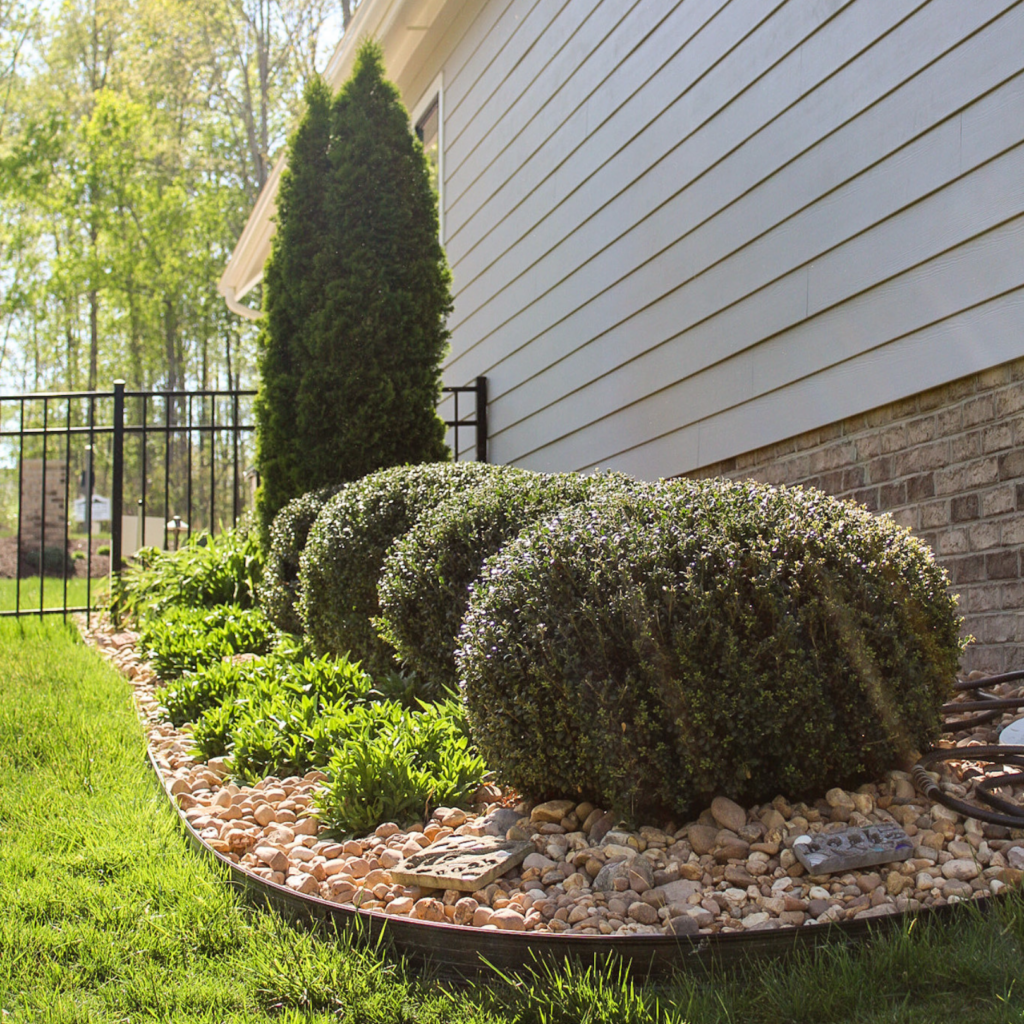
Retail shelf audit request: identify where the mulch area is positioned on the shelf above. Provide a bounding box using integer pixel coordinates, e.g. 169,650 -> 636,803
0,536 -> 111,578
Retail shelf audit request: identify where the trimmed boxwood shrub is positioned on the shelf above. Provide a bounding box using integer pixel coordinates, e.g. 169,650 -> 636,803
456,478 -> 963,823
377,469 -> 626,691
260,485 -> 345,634
298,461 -> 499,673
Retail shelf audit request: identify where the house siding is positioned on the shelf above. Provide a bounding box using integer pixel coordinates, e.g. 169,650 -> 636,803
435,0 -> 1024,474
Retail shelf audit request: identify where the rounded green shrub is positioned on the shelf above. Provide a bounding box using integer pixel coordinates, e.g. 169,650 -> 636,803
377,470 -> 626,691
298,461 -> 499,673
23,545 -> 72,576
456,479 -> 963,823
260,485 -> 345,634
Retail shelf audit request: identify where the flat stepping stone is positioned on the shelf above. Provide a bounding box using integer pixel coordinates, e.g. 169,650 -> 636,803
390,835 -> 532,892
792,822 -> 913,875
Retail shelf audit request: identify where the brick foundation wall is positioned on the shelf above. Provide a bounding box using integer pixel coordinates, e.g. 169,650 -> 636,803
690,358 -> 1024,675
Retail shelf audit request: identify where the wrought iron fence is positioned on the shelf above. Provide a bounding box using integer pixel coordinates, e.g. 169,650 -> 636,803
0,376 -> 488,621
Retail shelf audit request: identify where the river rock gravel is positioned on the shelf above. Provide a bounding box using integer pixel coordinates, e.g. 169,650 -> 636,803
84,619 -> 1024,938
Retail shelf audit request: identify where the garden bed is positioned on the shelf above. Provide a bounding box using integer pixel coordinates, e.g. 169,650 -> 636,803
83,618 -> 1024,977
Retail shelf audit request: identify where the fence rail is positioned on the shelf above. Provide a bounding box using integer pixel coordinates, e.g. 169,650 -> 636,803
0,376 -> 487,622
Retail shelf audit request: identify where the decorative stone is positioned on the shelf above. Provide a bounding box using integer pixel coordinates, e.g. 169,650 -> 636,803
792,822 -> 913,875
588,810 -> 617,844
628,902 -> 660,925
654,879 -> 701,904
482,808 -> 520,836
439,808 -> 468,828
254,846 -> 288,873
593,854 -> 654,893
491,908 -> 526,930
710,797 -> 747,833
286,872 -> 318,895
522,853 -> 556,871
941,858 -> 980,881
531,800 -> 575,824
410,898 -> 447,922
687,825 -> 719,856
389,835 -> 532,892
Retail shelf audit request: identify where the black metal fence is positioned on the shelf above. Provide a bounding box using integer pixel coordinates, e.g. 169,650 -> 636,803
0,376 -> 487,622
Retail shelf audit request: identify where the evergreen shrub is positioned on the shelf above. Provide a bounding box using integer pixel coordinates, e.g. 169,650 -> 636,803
254,41 -> 452,542
253,76 -> 334,545
260,485 -> 345,634
456,479 -> 964,822
298,461 -> 497,673
377,469 -> 624,690
23,545 -> 73,576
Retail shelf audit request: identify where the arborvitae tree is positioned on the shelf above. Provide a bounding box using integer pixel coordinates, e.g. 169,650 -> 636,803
255,43 -> 451,544
292,40 -> 450,492
254,75 -> 333,545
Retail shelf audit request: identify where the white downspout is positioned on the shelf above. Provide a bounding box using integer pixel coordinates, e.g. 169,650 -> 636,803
223,285 -> 263,321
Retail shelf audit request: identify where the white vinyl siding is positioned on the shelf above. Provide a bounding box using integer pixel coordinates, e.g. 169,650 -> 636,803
436,0 -> 1024,475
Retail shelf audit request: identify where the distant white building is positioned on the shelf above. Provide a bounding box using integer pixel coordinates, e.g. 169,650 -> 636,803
73,494 -> 110,525
221,0 -> 1024,673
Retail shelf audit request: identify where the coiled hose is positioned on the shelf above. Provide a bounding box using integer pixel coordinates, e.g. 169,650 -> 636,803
912,669 -> 1024,828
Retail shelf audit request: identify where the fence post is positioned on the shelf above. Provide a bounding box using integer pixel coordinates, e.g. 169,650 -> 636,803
475,376 -> 488,463
111,380 -> 125,576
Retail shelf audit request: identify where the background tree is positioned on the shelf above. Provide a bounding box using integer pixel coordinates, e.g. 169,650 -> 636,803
0,0 -> 359,394
254,41 -> 451,542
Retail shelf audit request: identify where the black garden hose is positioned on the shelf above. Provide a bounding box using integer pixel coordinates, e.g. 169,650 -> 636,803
912,669 -> 1024,828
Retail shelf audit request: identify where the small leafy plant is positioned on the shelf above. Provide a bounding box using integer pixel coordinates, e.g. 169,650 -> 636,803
140,604 -> 276,679
109,528 -> 263,625
314,698 -> 489,835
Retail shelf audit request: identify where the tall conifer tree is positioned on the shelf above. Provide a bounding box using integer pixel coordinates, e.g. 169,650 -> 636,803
255,42 -> 451,543
254,75 -> 333,544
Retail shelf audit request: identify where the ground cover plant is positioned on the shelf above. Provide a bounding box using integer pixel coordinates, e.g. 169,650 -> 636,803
109,527 -> 263,625
1,617 -> 1023,1022
130,516 -> 491,829
139,603 -> 277,678
457,477 -> 964,823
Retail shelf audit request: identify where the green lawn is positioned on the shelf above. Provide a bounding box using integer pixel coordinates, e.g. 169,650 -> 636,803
0,617 -> 1022,1022
0,575 -> 106,613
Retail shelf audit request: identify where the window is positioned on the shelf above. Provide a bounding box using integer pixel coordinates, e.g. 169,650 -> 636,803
411,74 -> 443,242
415,97 -> 439,196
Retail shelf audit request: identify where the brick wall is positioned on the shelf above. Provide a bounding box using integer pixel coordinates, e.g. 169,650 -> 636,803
19,459 -> 68,553
690,358 -> 1024,675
